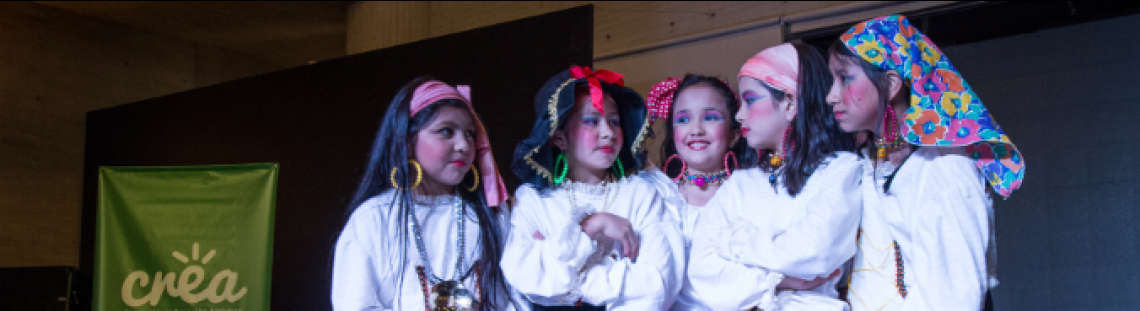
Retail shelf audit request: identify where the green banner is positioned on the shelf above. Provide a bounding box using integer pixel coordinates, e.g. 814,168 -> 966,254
95,163 -> 278,311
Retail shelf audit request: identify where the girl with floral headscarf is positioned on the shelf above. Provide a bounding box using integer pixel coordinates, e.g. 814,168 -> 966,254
827,15 -> 1025,310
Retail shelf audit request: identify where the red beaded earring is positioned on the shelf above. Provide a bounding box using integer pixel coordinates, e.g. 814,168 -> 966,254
876,106 -> 904,158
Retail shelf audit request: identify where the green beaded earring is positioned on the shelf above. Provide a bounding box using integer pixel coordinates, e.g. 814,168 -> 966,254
611,158 -> 625,179
553,153 -> 569,184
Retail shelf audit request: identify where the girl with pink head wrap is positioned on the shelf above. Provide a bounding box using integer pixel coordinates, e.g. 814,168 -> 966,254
685,43 -> 860,311
332,77 -> 524,311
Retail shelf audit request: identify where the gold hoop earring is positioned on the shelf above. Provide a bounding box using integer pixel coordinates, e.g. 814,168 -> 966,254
390,159 -> 422,190
465,164 -> 480,192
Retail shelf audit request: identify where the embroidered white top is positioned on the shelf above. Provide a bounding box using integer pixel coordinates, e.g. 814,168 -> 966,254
331,190 -> 527,311
687,152 -> 862,311
847,146 -> 995,311
501,176 -> 686,310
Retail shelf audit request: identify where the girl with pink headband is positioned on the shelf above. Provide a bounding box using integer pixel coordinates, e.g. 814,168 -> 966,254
829,15 -> 1024,310
687,42 -> 860,310
638,74 -> 758,309
332,77 -> 524,311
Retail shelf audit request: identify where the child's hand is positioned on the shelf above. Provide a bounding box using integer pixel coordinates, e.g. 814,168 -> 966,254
579,212 -> 640,259
777,268 -> 841,290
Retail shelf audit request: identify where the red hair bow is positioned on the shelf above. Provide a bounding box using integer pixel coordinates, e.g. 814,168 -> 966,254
570,66 -> 625,114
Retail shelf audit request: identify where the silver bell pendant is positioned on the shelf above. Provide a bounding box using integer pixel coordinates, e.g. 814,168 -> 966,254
429,280 -> 475,311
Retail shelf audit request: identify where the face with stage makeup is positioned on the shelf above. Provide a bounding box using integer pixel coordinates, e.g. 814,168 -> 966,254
826,52 -> 905,134
671,84 -> 737,173
551,89 -> 622,180
826,54 -> 882,133
735,76 -> 796,151
410,103 -> 477,192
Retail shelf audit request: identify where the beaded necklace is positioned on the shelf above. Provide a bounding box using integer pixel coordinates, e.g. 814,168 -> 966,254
563,175 -> 619,214
678,169 -> 729,187
407,195 -> 476,311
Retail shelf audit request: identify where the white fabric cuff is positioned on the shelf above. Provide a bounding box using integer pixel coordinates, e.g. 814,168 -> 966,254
760,273 -> 787,311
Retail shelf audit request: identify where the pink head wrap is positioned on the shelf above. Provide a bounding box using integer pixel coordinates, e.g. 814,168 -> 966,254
739,43 -> 800,98
408,81 -> 509,207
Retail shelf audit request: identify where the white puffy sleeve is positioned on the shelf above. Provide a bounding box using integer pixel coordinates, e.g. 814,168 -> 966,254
898,153 -> 991,310
687,204 -> 785,310
716,153 -> 863,279
638,169 -> 685,225
578,182 -> 685,310
331,197 -> 396,311
500,185 -> 596,305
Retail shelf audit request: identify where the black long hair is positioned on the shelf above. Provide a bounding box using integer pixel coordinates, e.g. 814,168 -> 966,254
762,43 -> 856,196
344,76 -> 514,310
827,39 -> 910,162
658,74 -> 759,178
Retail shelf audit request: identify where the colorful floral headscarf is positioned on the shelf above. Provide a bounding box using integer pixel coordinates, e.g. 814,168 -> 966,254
840,15 -> 1024,197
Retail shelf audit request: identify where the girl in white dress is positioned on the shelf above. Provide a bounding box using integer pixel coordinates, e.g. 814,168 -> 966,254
826,15 -> 1025,310
638,75 -> 758,310
502,66 -> 686,310
332,77 -> 523,311
688,42 -> 861,310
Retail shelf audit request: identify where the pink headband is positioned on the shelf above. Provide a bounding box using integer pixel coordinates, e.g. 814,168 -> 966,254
408,81 -> 508,207
739,43 -> 799,98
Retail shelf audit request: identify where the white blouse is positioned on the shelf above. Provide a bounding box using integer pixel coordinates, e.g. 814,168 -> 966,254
640,168 -> 704,245
501,177 -> 686,310
687,152 -> 862,311
638,168 -> 724,311
331,190 -> 527,311
847,147 -> 995,311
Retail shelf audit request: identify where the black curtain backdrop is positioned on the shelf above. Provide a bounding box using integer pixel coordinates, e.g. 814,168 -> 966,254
80,6 -> 593,310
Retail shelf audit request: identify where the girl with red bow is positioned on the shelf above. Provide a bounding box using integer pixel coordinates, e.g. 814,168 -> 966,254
502,66 -> 685,310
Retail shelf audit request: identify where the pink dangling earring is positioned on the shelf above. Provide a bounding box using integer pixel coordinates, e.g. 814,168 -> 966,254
723,151 -> 738,177
663,154 -> 687,182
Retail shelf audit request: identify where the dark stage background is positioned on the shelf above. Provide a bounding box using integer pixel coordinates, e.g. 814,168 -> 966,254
80,6 -> 592,310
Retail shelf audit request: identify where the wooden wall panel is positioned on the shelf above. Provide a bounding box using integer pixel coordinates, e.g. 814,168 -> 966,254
0,2 -> 279,268
347,1 -> 856,55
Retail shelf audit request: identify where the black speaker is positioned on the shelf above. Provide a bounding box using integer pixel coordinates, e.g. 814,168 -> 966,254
0,266 -> 84,311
